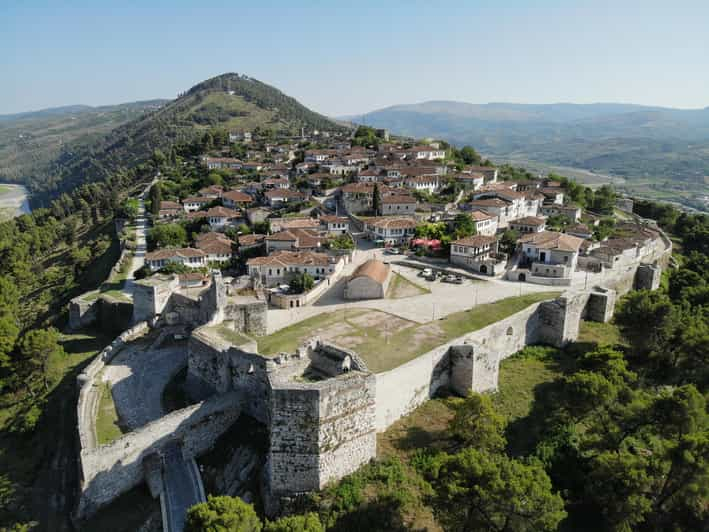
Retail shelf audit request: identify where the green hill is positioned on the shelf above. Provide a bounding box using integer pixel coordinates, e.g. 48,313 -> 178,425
6,73 -> 346,206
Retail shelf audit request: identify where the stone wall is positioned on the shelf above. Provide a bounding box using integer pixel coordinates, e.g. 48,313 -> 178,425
225,300 -> 268,336
77,392 -> 241,519
375,288 -> 617,431
69,296 -> 99,331
636,263 -> 661,290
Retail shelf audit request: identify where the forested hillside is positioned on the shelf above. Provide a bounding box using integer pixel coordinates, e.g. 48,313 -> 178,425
0,100 -> 165,188
6,73 -> 346,207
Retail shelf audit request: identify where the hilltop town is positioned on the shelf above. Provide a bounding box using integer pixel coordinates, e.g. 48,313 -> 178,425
63,122 -> 676,531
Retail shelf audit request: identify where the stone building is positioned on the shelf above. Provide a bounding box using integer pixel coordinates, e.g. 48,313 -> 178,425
344,259 -> 391,299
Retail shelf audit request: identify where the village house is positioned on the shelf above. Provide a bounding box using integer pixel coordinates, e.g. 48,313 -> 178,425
464,210 -> 496,236
145,247 -> 207,271
222,190 -> 254,209
566,224 -> 594,240
202,157 -> 242,170
264,189 -> 305,208
363,216 -> 416,245
204,206 -> 242,230
319,215 -> 350,234
158,200 -> 183,219
195,232 -> 235,263
246,250 -> 339,287
265,228 -> 327,253
404,175 -> 439,194
269,217 -> 320,233
518,231 -> 584,281
262,177 -> 290,189
541,203 -> 582,222
198,185 -> 224,199
379,193 -> 417,215
357,167 -> 384,183
407,145 -> 446,160
237,233 -> 266,252
304,149 -> 337,163
454,173 -> 485,190
509,216 -> 546,234
182,196 -> 212,212
540,188 -> 565,204
463,166 -> 498,183
450,235 -> 500,275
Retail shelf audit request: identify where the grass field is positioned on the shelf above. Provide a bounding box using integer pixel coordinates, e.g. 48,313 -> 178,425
205,324 -> 253,347
258,292 -> 560,373
95,381 -> 124,446
386,272 -> 430,299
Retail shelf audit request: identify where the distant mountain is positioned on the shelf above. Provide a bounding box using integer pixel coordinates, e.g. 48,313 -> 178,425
355,100 -> 709,209
2,73 -> 346,204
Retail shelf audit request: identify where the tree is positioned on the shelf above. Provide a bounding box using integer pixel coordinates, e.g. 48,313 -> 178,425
185,495 -> 262,532
426,448 -> 566,532
372,183 -> 381,215
329,234 -> 354,250
290,272 -> 315,294
499,229 -> 519,255
0,313 -> 19,369
149,182 -> 162,217
17,328 -> 64,393
453,213 -> 476,239
450,392 -> 506,451
122,198 -> 139,219
147,223 -> 188,250
265,513 -> 323,532
459,146 -> 481,165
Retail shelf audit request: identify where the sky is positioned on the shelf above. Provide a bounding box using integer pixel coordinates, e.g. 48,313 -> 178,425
2,0 -> 709,116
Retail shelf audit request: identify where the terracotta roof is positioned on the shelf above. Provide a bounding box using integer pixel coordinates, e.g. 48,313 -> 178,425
183,196 -> 211,204
266,229 -> 325,248
519,231 -> 583,252
204,206 -> 241,218
160,201 -> 181,210
453,235 -> 497,247
196,238 -> 233,255
222,190 -> 253,203
145,247 -> 206,260
264,189 -> 304,199
350,259 -> 390,284
510,216 -> 546,226
238,233 -> 266,246
270,217 -> 320,230
247,250 -> 330,267
366,216 -> 416,230
320,215 -> 349,224
470,210 -> 495,221
381,194 -> 416,204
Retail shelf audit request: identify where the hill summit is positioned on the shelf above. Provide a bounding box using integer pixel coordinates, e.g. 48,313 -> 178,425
7,73 -> 346,204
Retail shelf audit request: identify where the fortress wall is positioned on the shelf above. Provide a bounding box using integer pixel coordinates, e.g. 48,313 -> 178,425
76,322 -> 149,452
268,387 -> 321,493
226,300 -> 268,336
375,340 -> 452,431
77,392 -> 240,519
69,296 -> 99,330
268,371 -> 376,495
316,372 -> 377,488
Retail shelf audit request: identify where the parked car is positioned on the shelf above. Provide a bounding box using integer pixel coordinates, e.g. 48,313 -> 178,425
420,268 -> 433,278
385,247 -> 400,255
425,270 -> 437,281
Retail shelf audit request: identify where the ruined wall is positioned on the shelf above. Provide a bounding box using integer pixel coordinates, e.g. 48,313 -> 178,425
77,392 -> 241,519
636,263 -> 661,290
97,296 -> 134,335
69,296 -> 99,330
132,276 -> 180,323
225,300 -> 268,336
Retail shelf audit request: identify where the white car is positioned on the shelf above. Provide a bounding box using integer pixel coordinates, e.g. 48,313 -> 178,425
421,268 -> 433,278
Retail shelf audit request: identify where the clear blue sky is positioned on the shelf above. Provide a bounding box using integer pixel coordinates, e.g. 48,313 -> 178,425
3,0 -> 709,116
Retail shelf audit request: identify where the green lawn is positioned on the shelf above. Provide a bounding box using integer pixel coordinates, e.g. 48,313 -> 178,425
0,184 -> 11,194
258,292 -> 560,373
206,324 -> 252,347
95,381 -> 124,446
386,272 -> 430,299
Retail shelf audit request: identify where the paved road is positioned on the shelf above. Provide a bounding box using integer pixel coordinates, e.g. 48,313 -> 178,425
162,441 -> 205,532
266,249 -> 553,333
123,178 -> 155,297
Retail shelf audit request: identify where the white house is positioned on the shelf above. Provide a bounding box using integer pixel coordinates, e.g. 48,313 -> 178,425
246,250 -> 340,287
363,216 -> 416,245
518,231 -> 584,280
144,248 -> 207,271
182,196 -> 212,212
